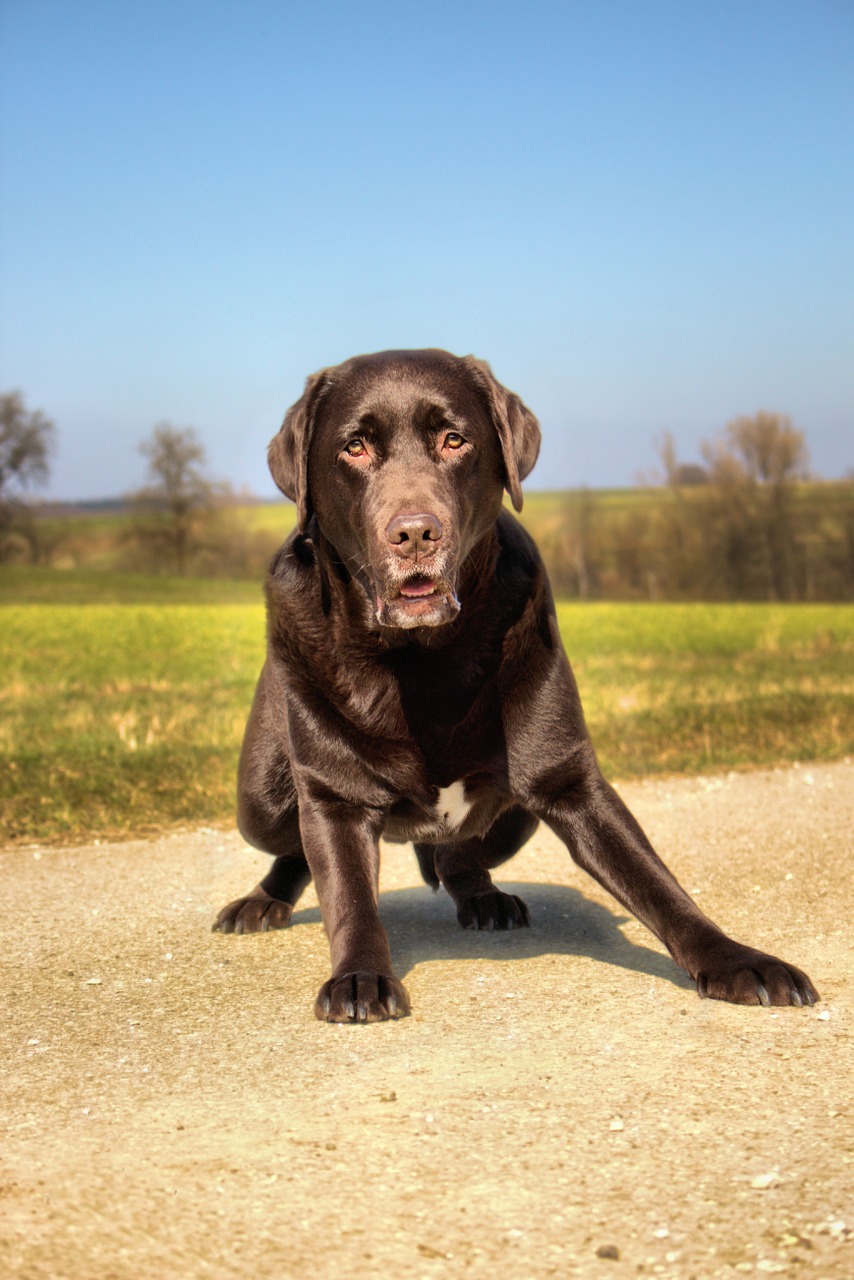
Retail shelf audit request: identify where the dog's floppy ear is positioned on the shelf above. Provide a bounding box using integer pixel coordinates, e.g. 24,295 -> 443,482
463,357 -> 541,512
268,369 -> 331,531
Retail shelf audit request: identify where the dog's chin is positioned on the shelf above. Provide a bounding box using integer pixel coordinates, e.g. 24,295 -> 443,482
375,574 -> 461,630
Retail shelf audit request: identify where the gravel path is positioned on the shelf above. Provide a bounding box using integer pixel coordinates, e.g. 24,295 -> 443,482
2,761 -> 852,1279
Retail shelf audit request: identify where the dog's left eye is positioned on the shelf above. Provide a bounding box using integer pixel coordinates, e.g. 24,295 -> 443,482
343,438 -> 367,458
443,432 -> 466,450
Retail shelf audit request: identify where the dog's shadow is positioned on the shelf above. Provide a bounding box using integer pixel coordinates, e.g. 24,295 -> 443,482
290,881 -> 693,991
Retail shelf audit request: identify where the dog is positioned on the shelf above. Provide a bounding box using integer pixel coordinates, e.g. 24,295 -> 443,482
213,349 -> 818,1021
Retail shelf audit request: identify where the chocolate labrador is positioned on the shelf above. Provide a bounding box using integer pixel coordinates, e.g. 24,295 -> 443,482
214,348 -> 818,1021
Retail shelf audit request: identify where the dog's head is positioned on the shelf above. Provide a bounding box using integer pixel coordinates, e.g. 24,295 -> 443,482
268,349 -> 540,629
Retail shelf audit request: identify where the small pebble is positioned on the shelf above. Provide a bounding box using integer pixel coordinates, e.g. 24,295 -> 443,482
596,1244 -> 620,1260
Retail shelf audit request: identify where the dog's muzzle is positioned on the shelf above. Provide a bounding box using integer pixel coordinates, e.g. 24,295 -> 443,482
374,509 -> 460,628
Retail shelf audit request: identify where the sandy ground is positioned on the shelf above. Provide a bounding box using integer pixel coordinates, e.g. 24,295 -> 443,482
1,760 -> 852,1280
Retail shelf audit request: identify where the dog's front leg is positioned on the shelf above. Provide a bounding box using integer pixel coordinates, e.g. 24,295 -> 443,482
535,768 -> 818,1008
297,790 -> 410,1023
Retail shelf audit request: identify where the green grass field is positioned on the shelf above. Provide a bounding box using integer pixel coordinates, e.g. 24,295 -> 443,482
1,568 -> 852,845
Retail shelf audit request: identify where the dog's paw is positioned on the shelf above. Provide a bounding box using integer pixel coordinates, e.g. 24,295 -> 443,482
212,890 -> 294,935
456,890 -> 530,932
694,944 -> 818,1007
315,972 -> 410,1023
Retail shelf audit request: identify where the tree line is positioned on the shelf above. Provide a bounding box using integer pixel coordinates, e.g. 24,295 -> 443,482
2,391 -> 852,599
0,397 -> 272,577
539,415 -> 853,601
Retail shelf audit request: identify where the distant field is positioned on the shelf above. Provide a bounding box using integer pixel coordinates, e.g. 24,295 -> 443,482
1,568 -> 852,845
27,484 -> 854,606
29,488 -> 670,569
0,565 -> 263,605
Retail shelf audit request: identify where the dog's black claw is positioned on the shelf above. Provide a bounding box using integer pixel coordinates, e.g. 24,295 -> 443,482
691,945 -> 818,1007
212,892 -> 295,936
315,973 -> 410,1023
455,889 -> 530,933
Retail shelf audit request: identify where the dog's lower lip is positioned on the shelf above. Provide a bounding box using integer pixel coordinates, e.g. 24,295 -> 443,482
399,577 -> 439,599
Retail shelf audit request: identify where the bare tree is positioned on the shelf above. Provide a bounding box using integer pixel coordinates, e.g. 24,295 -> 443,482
724,411 -> 807,487
0,392 -> 56,562
703,411 -> 808,599
655,431 -> 679,487
0,391 -> 55,498
129,424 -> 217,574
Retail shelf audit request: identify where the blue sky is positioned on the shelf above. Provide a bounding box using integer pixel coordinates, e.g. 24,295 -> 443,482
1,0 -> 852,501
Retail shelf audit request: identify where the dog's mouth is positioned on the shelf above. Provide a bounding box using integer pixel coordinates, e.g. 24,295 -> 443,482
375,573 -> 461,629
399,573 -> 442,600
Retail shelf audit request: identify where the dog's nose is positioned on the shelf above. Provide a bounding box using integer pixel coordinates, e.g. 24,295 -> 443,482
385,512 -> 443,557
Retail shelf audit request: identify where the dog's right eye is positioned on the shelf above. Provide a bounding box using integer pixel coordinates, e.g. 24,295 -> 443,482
443,432 -> 466,450
343,438 -> 367,458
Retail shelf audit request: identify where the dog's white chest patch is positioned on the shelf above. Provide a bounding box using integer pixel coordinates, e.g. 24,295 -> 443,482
436,781 -> 472,831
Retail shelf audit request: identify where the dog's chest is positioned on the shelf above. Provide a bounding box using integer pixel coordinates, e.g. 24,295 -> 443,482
433,781 -> 473,831
384,776 -> 502,844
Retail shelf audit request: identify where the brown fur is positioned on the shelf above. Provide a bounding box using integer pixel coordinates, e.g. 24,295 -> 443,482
214,349 -> 818,1021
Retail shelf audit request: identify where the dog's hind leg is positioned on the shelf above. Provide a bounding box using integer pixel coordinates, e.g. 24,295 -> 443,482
424,807 -> 538,931
414,844 -> 441,889
214,773 -> 311,935
215,690 -> 314,934
212,847 -> 312,935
